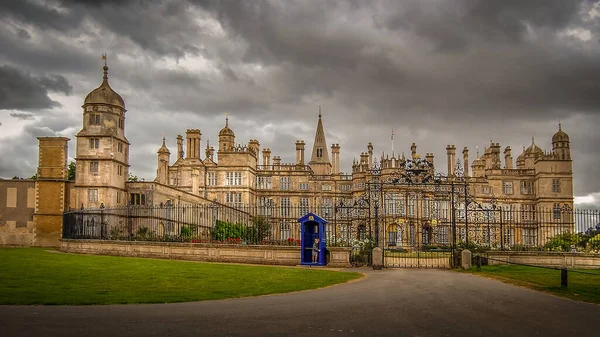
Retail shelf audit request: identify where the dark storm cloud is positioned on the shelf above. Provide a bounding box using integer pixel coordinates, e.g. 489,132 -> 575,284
0,65 -> 72,110
380,0 -> 585,51
192,0 -> 600,123
0,0 -> 599,205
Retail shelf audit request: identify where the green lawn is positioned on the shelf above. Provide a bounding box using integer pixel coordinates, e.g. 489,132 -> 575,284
0,248 -> 362,305
467,265 -> 600,304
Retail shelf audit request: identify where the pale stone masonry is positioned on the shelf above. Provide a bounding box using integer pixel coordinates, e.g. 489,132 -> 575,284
64,58 -> 568,247
2,60 -> 573,247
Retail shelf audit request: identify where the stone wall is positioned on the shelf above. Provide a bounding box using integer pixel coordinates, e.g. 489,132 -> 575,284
60,239 -> 352,267
0,179 -> 36,246
486,251 -> 600,269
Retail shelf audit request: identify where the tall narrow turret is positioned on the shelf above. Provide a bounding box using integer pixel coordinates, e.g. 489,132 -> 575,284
308,107 -> 332,175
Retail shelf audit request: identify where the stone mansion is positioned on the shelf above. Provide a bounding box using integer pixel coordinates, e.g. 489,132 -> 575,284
0,61 -> 573,247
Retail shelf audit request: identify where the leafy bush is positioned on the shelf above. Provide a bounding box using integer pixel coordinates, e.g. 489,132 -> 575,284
180,225 -> 197,241
456,241 -> 489,254
245,217 -> 271,244
543,232 -> 584,252
586,233 -> 600,252
133,227 -> 154,241
211,220 -> 247,242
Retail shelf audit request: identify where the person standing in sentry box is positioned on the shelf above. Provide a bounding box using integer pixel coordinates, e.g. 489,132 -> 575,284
312,238 -> 321,263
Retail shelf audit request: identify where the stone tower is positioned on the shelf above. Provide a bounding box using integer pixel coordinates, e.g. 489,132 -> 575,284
155,136 -> 170,185
552,123 -> 571,160
34,137 -> 71,246
218,113 -> 235,153
75,57 -> 129,208
308,107 -> 332,175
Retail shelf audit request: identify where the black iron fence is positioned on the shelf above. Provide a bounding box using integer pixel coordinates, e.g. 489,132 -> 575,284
63,204 -> 348,247
381,207 -> 600,253
63,204 -> 600,253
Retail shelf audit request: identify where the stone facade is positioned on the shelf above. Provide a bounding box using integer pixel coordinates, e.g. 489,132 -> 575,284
82,60 -> 573,248
0,60 -> 575,249
0,179 -> 36,245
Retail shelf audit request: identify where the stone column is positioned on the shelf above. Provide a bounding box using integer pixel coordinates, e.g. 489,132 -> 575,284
504,146 -> 513,169
463,147 -> 469,177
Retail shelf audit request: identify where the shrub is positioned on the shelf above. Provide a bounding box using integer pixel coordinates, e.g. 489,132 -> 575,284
543,232 -> 584,252
180,225 -> 197,241
211,220 -> 248,242
133,227 -> 154,241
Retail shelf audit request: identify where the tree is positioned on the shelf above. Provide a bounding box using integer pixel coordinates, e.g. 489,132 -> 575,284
29,174 -> 37,180
68,161 -> 76,180
128,173 -> 145,182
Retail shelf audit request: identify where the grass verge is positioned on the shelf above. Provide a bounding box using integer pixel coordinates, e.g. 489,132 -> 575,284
466,265 -> 600,304
0,248 -> 362,305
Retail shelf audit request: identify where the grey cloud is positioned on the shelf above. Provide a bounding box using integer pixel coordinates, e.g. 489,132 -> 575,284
16,28 -> 30,40
0,112 -> 77,178
0,65 -> 72,110
10,112 -> 34,120
1,0 -> 599,202
379,0 -> 586,51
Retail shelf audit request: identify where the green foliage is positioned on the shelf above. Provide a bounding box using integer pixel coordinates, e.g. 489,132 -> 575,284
211,220 -> 248,242
510,244 -> 542,252
68,161 -> 76,180
456,241 -> 489,254
180,225 -> 197,240
245,217 -> 271,244
109,225 -> 128,240
588,234 -> 600,252
544,232 -> 584,252
128,173 -> 145,182
210,218 -> 271,244
29,173 -> 37,180
468,265 -> 600,305
133,227 -> 154,241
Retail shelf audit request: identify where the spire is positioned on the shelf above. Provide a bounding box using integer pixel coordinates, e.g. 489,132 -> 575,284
532,137 -> 535,145
157,133 -> 170,154
308,106 -> 331,174
558,122 -> 562,131
225,112 -> 229,127
102,53 -> 108,81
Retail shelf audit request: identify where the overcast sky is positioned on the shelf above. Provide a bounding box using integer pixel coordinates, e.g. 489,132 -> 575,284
0,0 -> 599,208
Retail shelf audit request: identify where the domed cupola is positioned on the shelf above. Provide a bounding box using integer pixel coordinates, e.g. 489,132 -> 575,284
84,64 -> 125,109
525,138 -> 543,157
552,123 -> 569,143
218,113 -> 235,152
552,123 -> 571,160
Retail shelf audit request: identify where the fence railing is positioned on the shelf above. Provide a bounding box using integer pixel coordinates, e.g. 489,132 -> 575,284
63,205 -> 600,252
